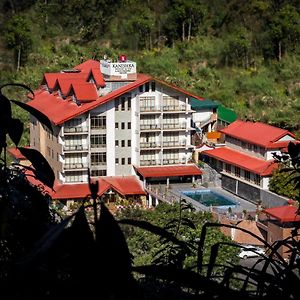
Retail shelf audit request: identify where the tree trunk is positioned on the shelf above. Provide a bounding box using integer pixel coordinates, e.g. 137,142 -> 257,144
182,21 -> 185,41
278,40 -> 282,61
188,20 -> 191,41
17,47 -> 21,72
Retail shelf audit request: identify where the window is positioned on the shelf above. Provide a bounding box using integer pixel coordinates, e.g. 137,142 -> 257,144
225,163 -> 231,173
115,158 -> 119,164
91,134 -> 106,147
128,140 -> 131,147
115,98 -> 120,111
145,82 -> 149,92
51,149 -> 54,158
65,171 -> 85,183
47,146 -> 51,156
151,81 -> 156,91
121,140 -> 125,147
128,122 -> 131,129
139,85 -> 143,93
254,174 -> 260,185
91,170 -> 106,177
121,122 -> 125,129
91,116 -> 106,129
121,97 -> 125,110
115,122 -> 119,129
122,158 -> 125,165
244,170 -> 251,181
127,97 -> 131,110
234,166 -> 241,177
91,153 -> 106,165
128,157 -> 131,164
115,140 -> 119,147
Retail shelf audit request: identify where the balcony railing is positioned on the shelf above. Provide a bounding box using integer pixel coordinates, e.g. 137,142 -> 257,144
162,123 -> 186,130
140,142 -> 161,149
140,124 -> 161,130
64,145 -> 88,151
140,159 -> 159,166
140,106 -> 161,112
90,143 -> 106,148
163,159 -> 180,165
64,126 -> 88,134
162,141 -> 186,147
162,105 -> 186,111
64,162 -> 88,170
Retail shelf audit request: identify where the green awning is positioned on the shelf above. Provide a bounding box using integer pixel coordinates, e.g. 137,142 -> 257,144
191,98 -> 219,110
217,105 -> 237,123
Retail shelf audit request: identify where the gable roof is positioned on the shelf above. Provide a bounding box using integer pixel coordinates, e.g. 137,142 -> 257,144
202,147 -> 278,176
220,120 -> 295,149
264,205 -> 300,223
50,176 -> 146,200
28,60 -> 206,125
134,164 -> 202,178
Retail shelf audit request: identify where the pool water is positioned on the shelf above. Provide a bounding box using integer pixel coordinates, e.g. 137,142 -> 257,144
182,190 -> 236,207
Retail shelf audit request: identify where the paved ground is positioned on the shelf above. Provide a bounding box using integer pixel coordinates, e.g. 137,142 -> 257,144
162,183 -> 257,213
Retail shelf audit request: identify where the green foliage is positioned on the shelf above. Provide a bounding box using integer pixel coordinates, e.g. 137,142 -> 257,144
117,202 -> 238,270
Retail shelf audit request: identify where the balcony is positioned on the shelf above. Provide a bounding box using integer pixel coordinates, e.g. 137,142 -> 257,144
140,142 -> 161,149
140,159 -> 159,166
140,106 -> 161,113
162,141 -> 186,148
163,158 -> 180,165
162,123 -> 186,130
140,124 -> 161,131
64,126 -> 88,134
64,145 -> 88,152
64,162 -> 88,170
90,144 -> 106,149
162,105 -> 186,112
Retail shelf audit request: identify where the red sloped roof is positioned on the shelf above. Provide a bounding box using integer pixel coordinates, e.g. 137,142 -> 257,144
71,82 -> 98,102
134,164 -> 202,178
102,176 -> 146,195
220,120 -> 295,149
28,73 -> 152,125
29,59 -> 207,125
51,176 -> 145,200
264,205 -> 300,223
202,147 -> 278,176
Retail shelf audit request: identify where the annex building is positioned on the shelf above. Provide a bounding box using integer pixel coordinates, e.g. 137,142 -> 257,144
26,57 -> 212,198
201,120 -> 298,205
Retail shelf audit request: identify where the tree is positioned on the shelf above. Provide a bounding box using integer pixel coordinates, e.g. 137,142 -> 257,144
4,14 -> 33,70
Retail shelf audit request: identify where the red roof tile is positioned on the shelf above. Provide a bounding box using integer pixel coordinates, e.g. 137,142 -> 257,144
7,147 -> 27,160
51,176 -> 145,200
29,60 -> 206,125
202,147 -> 278,176
220,120 -> 296,149
71,82 -> 98,102
134,164 -> 202,178
264,205 -> 300,223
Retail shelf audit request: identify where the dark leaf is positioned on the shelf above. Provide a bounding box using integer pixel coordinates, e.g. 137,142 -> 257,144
181,217 -> 196,229
0,83 -> 34,99
18,147 -> 55,189
11,100 -> 53,133
88,168 -> 98,199
0,93 -> 12,136
96,202 -> 133,292
8,118 -> 23,146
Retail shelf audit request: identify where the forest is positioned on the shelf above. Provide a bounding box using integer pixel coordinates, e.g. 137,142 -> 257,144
0,0 -> 300,144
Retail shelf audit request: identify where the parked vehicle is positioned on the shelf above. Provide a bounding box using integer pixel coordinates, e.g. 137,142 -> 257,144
238,245 -> 265,259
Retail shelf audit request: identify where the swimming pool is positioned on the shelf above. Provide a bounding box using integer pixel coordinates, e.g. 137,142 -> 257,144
182,189 -> 237,208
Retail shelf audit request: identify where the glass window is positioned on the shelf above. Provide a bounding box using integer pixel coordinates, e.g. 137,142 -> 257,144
127,97 -> 131,110
151,81 -> 156,92
122,158 -> 125,165
234,166 -> 241,177
145,82 -> 149,92
91,170 -> 106,177
128,157 -> 131,164
115,98 -> 119,111
115,122 -> 119,129
128,140 -> 131,147
121,97 -> 125,111
115,140 -> 119,146
91,116 -> 106,129
244,170 -> 251,181
91,134 -> 106,147
128,122 -> 131,129
91,153 -> 106,165
115,158 -> 119,164
225,163 -> 231,173
121,140 -> 125,147
121,122 -> 125,129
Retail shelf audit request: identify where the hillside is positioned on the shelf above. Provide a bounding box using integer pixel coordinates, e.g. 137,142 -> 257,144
0,0 -> 299,145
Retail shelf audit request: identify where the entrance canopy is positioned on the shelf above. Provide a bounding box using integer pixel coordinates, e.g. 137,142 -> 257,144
134,164 -> 202,178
